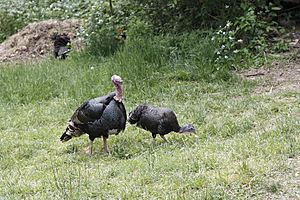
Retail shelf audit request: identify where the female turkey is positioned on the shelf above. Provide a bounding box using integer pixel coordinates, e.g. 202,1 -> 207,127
60,75 -> 126,155
128,104 -> 195,142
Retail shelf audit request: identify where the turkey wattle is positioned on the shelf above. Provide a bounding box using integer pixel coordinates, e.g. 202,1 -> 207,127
128,104 -> 195,142
60,75 -> 126,155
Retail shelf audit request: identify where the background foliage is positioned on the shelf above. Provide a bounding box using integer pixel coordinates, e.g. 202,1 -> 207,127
0,0 -> 296,73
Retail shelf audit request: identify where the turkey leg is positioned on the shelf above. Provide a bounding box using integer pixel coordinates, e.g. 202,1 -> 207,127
160,134 -> 169,142
85,139 -> 93,156
102,137 -> 110,154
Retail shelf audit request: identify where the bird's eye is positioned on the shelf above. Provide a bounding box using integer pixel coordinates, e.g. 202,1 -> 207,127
68,126 -> 75,132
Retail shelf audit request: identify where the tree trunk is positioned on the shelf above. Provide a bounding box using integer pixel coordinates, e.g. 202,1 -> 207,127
109,0 -> 113,16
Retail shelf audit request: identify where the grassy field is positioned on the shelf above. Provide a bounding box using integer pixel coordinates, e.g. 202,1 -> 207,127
0,41 -> 299,199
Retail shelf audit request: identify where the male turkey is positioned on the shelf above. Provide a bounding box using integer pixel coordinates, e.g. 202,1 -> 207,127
60,75 -> 126,155
128,104 -> 195,142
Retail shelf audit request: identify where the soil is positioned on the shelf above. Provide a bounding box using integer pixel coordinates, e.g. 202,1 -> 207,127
238,59 -> 300,94
0,19 -> 83,63
238,30 -> 300,94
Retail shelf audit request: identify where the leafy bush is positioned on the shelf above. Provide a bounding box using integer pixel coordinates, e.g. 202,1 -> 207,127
82,0 -> 139,56
211,2 -> 287,69
126,19 -> 153,39
0,11 -> 24,42
0,0 -> 292,73
131,0 -> 243,32
82,0 -> 287,60
86,25 -> 121,57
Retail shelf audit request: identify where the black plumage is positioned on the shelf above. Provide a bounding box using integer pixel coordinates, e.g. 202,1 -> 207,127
51,33 -> 71,59
60,75 -> 126,155
128,104 -> 195,141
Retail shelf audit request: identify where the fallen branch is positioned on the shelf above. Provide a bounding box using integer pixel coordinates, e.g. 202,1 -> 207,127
245,72 -> 265,77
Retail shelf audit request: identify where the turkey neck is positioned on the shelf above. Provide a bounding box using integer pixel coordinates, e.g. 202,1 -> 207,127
114,83 -> 123,102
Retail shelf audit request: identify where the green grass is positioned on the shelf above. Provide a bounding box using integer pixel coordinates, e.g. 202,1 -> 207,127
0,37 -> 299,199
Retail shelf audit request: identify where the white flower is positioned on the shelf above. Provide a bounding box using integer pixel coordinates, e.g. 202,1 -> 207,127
224,55 -> 228,59
211,36 -> 215,41
225,5 -> 229,9
90,66 -> 94,70
237,39 -> 243,43
233,50 -> 239,54
217,51 -> 221,55
221,45 -> 225,49
226,21 -> 231,27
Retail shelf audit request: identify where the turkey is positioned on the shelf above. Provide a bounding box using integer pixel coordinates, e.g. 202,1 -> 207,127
60,75 -> 126,155
128,104 -> 195,142
51,33 -> 71,59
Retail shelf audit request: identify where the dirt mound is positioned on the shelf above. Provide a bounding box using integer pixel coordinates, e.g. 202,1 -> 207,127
0,19 -> 83,63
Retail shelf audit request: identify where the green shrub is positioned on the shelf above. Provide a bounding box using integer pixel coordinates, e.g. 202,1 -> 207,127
86,25 -> 122,57
0,11 -> 24,42
82,0 -> 136,57
211,2 -> 286,69
126,19 -> 153,39
0,0 -> 291,74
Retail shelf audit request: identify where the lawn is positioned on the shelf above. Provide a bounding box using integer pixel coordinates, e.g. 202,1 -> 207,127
0,53 -> 299,199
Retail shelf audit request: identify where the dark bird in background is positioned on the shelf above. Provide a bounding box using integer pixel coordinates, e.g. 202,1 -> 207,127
128,104 -> 196,142
60,75 -> 126,155
116,27 -> 126,42
51,33 -> 71,59
119,31 -> 126,40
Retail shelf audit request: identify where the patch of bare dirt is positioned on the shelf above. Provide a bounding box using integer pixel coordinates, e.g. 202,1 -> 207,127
0,19 -> 83,63
239,60 -> 300,94
239,29 -> 300,94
